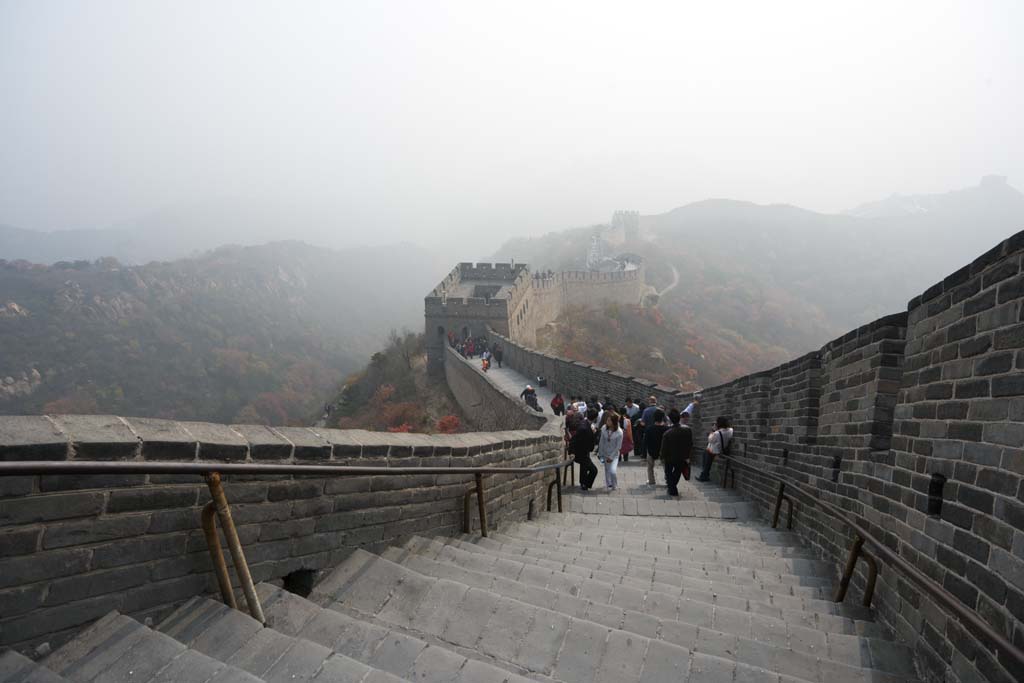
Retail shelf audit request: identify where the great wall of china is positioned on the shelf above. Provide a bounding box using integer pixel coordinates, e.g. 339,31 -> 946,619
0,232 -> 1022,682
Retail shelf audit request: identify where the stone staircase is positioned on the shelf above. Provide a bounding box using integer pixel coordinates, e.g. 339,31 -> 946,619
0,502 -> 921,682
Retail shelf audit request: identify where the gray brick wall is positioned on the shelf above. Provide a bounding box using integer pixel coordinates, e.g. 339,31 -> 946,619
0,416 -> 563,654
488,230 -> 1024,683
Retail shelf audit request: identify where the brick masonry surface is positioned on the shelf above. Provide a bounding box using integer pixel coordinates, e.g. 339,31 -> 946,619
481,230 -> 1024,683
0,415 -> 563,653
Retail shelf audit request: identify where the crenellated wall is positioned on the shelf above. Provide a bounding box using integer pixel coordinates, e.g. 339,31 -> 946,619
485,231 -> 1024,683
0,416 -> 562,654
426,261 -> 647,374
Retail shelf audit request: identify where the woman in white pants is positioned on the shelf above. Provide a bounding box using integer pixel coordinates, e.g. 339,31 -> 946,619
598,412 -> 624,490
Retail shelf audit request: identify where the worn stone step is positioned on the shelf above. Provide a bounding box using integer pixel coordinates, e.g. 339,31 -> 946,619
311,548 -> 918,683
483,530 -> 836,593
469,533 -> 832,603
42,611 -> 263,683
384,540 -> 908,675
496,524 -> 834,578
501,522 -> 830,573
256,582 -> 535,683
158,597 -> 406,683
514,516 -> 820,557
0,650 -> 67,683
533,510 -> 804,543
437,536 -> 868,623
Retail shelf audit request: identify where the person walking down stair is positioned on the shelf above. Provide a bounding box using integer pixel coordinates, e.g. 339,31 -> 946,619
643,409 -> 668,487
597,412 -> 623,491
568,410 -> 598,490
660,409 -> 693,496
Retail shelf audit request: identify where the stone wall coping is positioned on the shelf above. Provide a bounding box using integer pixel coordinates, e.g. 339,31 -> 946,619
907,229 -> 1023,309
0,414 -> 560,463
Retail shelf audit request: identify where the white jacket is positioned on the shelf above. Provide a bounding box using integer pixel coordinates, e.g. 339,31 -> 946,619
598,427 -> 623,462
706,428 -> 734,454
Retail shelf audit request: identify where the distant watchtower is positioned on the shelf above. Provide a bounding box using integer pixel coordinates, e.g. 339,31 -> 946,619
612,210 -> 640,241
424,262 -> 528,376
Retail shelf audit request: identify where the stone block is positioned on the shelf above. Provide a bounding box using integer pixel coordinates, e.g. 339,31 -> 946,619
107,487 -> 198,514
232,424 -> 293,460
126,417 -> 197,460
51,414 -> 138,460
0,491 -> 104,525
274,426 -> 332,460
0,416 -> 69,461
43,514 -> 152,549
181,421 -> 248,461
0,527 -> 40,556
0,548 -> 91,589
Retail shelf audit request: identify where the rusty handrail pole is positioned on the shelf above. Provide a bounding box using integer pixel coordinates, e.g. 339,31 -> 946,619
200,502 -> 237,609
782,494 -> 794,529
463,489 -> 474,533
555,469 -> 562,512
862,552 -> 879,607
205,472 -> 265,623
835,535 -> 866,603
474,473 -> 488,537
771,481 -> 786,529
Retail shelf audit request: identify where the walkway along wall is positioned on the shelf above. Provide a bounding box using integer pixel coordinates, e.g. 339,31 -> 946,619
0,416 -> 562,653
488,230 -> 1024,683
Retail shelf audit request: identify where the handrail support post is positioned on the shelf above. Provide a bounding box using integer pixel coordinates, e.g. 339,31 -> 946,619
205,472 -> 265,623
200,502 -> 237,610
772,482 -> 786,529
474,473 -> 488,538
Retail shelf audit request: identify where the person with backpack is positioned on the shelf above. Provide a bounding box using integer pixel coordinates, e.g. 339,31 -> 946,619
569,409 -> 599,490
550,393 -> 565,416
697,416 -> 734,482
660,409 -> 693,496
643,409 -> 668,487
597,411 -> 624,490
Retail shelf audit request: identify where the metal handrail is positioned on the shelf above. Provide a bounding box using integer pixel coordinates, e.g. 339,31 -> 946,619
1,456 -> 572,622
718,453 -> 1024,672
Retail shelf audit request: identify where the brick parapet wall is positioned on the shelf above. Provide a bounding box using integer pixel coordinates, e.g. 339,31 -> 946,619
0,414 -> 562,654
443,345 -> 558,434
487,231 -> 1024,683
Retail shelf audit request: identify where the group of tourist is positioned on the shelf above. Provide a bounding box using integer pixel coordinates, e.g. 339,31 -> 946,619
449,333 -> 503,368
554,393 -> 733,496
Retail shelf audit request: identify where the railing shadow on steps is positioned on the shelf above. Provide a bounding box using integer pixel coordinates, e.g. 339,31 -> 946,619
715,452 -> 1024,674
0,458 -> 571,624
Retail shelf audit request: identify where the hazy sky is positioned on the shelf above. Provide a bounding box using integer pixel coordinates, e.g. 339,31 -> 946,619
1,1 -> 1022,250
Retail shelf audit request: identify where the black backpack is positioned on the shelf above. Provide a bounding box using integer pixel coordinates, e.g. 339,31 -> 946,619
718,431 -> 733,456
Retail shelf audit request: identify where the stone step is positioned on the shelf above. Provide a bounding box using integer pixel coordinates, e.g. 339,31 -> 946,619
464,532 -> 833,603
255,582 -> 535,683
42,611 -> 263,683
561,492 -> 749,518
158,597 -> 407,683
506,521 -> 830,570
498,524 -> 834,577
438,535 -> 866,622
532,511 -> 807,544
0,650 -> 67,683
382,540 -> 905,675
311,548 -> 918,683
519,515 -> 817,556
485,530 -> 836,591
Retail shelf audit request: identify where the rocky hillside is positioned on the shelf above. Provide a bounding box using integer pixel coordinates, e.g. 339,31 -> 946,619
0,242 -> 442,424
496,177 -> 1024,389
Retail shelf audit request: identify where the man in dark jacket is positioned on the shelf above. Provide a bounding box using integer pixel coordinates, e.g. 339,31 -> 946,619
643,409 -> 668,487
569,409 -> 599,490
660,409 -> 693,496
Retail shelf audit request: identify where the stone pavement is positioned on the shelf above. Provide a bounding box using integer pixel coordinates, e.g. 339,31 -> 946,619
468,354 -> 756,520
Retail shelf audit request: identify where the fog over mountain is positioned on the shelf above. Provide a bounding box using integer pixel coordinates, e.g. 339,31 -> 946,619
2,2 -> 1022,259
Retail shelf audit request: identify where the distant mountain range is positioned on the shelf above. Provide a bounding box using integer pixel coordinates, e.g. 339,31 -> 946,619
0,241 -> 443,423
493,176 -> 1024,389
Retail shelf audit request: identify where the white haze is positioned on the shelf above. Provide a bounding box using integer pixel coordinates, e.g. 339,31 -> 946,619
1,1 -> 1022,254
